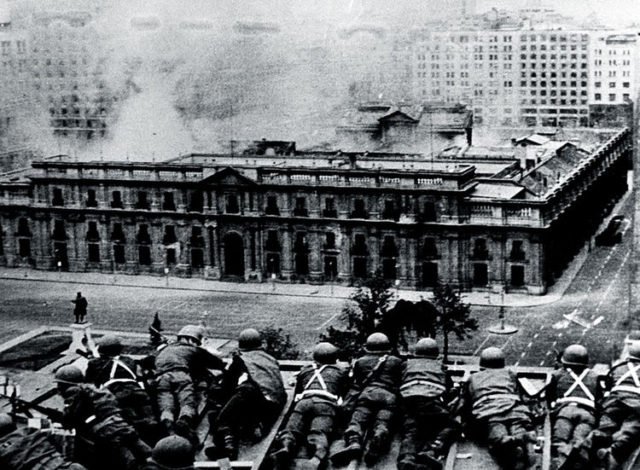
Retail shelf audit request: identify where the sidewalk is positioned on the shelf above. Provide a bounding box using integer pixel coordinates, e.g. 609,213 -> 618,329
0,254 -> 579,307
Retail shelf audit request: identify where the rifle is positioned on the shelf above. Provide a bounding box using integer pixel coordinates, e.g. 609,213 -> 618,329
149,325 -> 171,345
5,389 -> 64,423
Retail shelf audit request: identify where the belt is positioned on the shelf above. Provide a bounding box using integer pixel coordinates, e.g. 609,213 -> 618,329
102,378 -> 145,389
555,396 -> 595,409
400,379 -> 446,392
295,390 -> 341,404
474,393 -> 519,407
612,385 -> 640,395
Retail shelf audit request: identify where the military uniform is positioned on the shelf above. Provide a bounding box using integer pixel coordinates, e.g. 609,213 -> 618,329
86,354 -> 162,445
276,359 -> 348,466
155,339 -> 224,429
0,426 -> 86,470
209,348 -> 286,460
397,354 -> 459,470
61,383 -> 151,470
591,356 -> 640,464
547,367 -> 599,459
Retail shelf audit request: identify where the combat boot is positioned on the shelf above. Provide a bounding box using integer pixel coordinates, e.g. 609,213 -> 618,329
223,432 -> 239,461
330,434 -> 362,467
558,444 -> 589,470
363,431 -> 387,467
269,436 -> 297,470
417,439 -> 445,470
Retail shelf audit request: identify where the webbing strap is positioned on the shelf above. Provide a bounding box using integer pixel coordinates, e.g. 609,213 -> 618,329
303,364 -> 329,392
564,368 -> 595,401
616,362 -> 640,388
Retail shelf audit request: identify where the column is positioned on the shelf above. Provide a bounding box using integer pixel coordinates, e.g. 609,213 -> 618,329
308,229 -> 322,282
338,227 -> 350,280
281,227 -> 293,279
124,222 -> 138,273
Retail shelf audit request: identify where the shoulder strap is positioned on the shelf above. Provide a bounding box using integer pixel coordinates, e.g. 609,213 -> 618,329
564,368 -> 595,401
303,364 -> 329,391
357,355 -> 388,388
616,362 -> 640,387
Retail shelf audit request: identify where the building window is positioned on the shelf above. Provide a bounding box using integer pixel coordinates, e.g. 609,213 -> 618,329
473,263 -> 488,286
294,197 -> 308,217
162,192 -> 176,211
609,94 -> 616,102
52,188 -> 64,206
17,217 -> 31,237
325,231 -> 336,249
136,191 -> 149,210
293,232 -> 309,275
511,265 -> 525,287
265,196 -> 279,215
113,244 -> 126,264
265,230 -> 281,275
351,199 -> 368,219
88,243 -> 100,263
86,189 -> 97,207
352,234 -> 368,278
510,240 -> 525,261
324,256 -> 338,278
137,225 -> 152,244
166,248 -> 176,265
422,262 -> 438,287
382,199 -> 398,221
111,191 -> 123,209
226,194 -> 239,213
139,246 -> 151,265
19,238 -> 30,257
381,236 -> 398,280
472,238 -> 489,259
87,221 -> 100,242
52,220 -> 67,240
423,237 -> 438,258
323,197 -> 337,218
189,191 -> 203,212
422,201 -> 437,222
595,93 -> 601,100
111,223 -> 126,243
163,225 -> 177,245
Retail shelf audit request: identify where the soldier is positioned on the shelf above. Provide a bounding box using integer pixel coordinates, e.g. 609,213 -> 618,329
269,342 -> 348,470
155,324 -> 225,436
54,364 -> 152,470
458,347 -> 534,470
205,328 -> 286,461
86,334 -> 163,445
0,413 -> 87,470
142,435 -> 195,470
397,338 -> 459,470
546,344 -> 600,470
330,332 -> 403,467
589,341 -> 640,468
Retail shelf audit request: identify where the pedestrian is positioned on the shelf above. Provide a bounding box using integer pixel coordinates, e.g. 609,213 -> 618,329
71,292 -> 88,324
155,324 -> 225,438
205,328 -> 286,462
86,334 -> 163,446
457,347 -> 535,470
330,332 -> 403,467
269,342 -> 348,470
588,341 -> 640,468
0,413 -> 87,469
397,338 -> 460,470
54,365 -> 152,470
546,344 -> 600,469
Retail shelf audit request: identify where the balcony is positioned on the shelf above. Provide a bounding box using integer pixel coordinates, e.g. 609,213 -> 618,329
322,209 -> 338,218
293,208 -> 309,217
349,210 -> 369,220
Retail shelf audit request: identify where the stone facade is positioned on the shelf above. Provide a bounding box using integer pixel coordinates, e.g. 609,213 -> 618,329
0,130 -> 631,295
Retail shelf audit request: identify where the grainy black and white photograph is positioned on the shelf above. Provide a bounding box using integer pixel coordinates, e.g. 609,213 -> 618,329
0,0 -> 639,468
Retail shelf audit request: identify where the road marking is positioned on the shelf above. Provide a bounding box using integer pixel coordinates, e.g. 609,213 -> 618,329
315,312 -> 340,330
533,333 -> 539,339
473,335 -> 494,356
527,342 -> 532,348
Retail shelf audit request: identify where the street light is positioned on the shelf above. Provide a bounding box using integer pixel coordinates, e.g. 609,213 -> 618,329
269,256 -> 276,292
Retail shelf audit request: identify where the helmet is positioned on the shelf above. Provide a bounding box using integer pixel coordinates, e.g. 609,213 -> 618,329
178,325 -> 204,345
54,365 -> 84,385
479,347 -> 505,369
0,413 -> 15,436
238,328 -> 262,351
150,435 -> 195,469
365,333 -> 391,353
313,342 -> 339,364
629,342 -> 640,361
98,335 -> 123,356
561,344 -> 589,367
415,338 -> 439,358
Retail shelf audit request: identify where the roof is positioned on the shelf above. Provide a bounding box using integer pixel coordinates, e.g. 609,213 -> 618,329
471,182 -> 525,199
515,134 -> 550,146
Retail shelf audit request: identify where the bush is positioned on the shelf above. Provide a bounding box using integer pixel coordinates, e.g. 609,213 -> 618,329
260,327 -> 300,360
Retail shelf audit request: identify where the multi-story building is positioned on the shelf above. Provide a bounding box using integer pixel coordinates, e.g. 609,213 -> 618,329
0,129 -> 630,295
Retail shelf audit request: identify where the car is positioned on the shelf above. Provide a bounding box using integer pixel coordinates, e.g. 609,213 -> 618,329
595,215 -> 625,246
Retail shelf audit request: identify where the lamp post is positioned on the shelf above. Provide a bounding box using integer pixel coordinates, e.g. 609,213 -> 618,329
164,267 -> 169,287
269,256 -> 276,292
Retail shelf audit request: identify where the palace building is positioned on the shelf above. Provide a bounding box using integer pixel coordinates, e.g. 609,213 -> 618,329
0,129 -> 630,295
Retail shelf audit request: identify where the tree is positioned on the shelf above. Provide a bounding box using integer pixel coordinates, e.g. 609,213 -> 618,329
432,283 -> 478,362
260,327 -> 300,360
321,269 -> 394,360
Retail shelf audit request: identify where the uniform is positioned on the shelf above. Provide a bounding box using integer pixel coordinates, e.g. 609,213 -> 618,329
591,357 -> 640,465
397,355 -> 459,470
60,383 -> 151,470
71,293 -> 87,324
274,358 -> 348,467
86,354 -> 162,445
0,426 -> 86,470
154,339 -> 224,430
332,333 -> 403,467
459,348 -> 532,470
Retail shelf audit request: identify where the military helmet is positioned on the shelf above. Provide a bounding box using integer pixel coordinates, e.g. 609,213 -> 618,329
365,332 -> 391,353
561,344 -> 589,367
0,413 -> 16,437
178,325 -> 204,345
479,347 -> 505,369
98,334 -> 123,356
629,342 -> 640,361
238,328 -> 262,351
415,338 -> 439,358
313,342 -> 339,364
150,435 -> 195,469
54,365 -> 84,385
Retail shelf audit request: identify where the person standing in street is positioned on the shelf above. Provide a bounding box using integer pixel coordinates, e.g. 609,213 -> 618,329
72,292 -> 88,324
